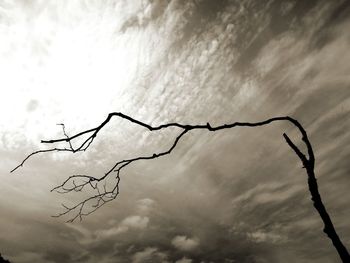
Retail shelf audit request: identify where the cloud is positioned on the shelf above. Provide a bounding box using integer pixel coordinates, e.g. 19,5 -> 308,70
26,99 -> 39,112
122,215 -> 150,229
171,235 -> 200,251
95,225 -> 128,239
67,214 -> 150,245
232,182 -> 303,205
119,0 -> 168,32
1,1 -> 350,263
96,215 -> 149,239
136,198 -> 156,214
10,251 -> 47,263
175,257 -> 193,263
247,230 -> 287,244
132,247 -> 168,263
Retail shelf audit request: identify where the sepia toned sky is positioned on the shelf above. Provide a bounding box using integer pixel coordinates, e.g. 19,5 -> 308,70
1,0 -> 350,262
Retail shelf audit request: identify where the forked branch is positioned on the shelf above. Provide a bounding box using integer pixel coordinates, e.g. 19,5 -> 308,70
12,112 -> 349,262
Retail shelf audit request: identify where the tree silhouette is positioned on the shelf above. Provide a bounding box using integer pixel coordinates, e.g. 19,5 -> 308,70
12,112 -> 350,262
0,253 -> 11,263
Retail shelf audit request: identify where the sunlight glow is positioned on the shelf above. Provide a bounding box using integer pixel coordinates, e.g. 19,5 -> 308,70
0,1 -> 151,148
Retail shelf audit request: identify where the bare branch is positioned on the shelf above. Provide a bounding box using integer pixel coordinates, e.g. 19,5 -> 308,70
11,112 -> 349,261
58,123 -> 74,151
283,133 -> 308,165
11,148 -> 72,173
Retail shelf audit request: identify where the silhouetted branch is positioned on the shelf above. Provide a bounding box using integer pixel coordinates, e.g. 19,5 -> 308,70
12,112 -> 349,262
0,253 -> 11,263
10,148 -> 72,173
283,133 -> 308,165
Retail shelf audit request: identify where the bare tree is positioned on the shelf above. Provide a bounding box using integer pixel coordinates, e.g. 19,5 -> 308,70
11,112 -> 350,262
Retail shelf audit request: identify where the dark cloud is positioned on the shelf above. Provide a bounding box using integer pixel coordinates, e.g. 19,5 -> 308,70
309,0 -> 350,49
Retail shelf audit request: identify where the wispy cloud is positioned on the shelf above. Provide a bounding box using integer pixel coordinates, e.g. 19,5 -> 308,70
171,235 -> 200,251
1,1 -> 350,262
132,247 -> 168,263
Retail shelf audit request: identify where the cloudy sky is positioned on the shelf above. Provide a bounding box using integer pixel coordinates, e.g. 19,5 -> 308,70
1,0 -> 350,262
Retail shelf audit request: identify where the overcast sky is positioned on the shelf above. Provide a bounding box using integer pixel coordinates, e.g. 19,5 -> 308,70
1,0 -> 350,262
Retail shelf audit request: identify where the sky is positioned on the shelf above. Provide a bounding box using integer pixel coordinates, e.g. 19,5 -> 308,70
0,0 -> 350,262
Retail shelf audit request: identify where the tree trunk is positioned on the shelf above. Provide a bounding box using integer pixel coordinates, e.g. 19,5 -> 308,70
306,167 -> 350,262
